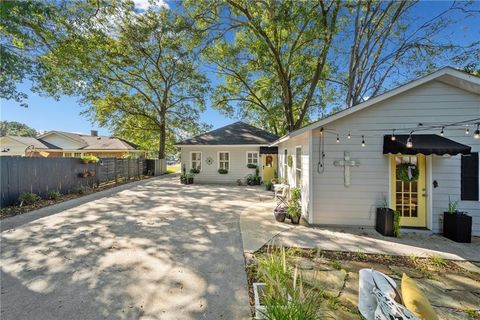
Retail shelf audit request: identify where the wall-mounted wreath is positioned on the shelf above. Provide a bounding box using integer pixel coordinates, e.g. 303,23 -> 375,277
396,163 -> 419,182
206,157 -> 214,165
287,155 -> 293,167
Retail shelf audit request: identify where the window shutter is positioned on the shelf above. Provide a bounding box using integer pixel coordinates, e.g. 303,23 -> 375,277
461,152 -> 479,201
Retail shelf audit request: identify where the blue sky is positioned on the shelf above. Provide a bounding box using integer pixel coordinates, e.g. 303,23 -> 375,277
1,1 -> 478,135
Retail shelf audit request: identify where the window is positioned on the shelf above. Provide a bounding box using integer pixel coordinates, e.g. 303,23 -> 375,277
219,152 -> 229,170
74,152 -> 82,158
246,151 -> 259,165
284,149 -> 288,182
461,152 -> 479,201
296,146 -> 302,187
191,152 -> 202,171
64,152 -> 73,157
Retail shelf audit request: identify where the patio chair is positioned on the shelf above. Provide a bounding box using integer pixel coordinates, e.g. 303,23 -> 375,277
275,185 -> 289,209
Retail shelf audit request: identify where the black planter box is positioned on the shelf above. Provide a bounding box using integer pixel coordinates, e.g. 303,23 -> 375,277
274,207 -> 286,222
443,212 -> 472,243
376,207 -> 395,237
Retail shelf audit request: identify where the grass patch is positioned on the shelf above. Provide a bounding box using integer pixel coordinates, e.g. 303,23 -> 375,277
429,255 -> 448,268
166,164 -> 181,174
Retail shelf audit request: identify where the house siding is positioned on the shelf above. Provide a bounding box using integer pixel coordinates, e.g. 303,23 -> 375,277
179,146 -> 262,184
277,132 -> 311,222
309,80 -> 479,235
0,137 -> 28,156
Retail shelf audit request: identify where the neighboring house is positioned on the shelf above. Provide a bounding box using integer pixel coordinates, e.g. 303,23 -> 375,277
176,122 -> 279,183
271,67 -> 480,235
0,130 -> 145,158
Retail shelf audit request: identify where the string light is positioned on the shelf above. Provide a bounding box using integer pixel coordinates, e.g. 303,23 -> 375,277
361,135 -> 365,147
347,131 -> 351,139
390,129 -> 396,141
465,126 -> 470,135
406,131 -> 413,148
336,134 -> 340,143
474,124 -> 480,139
440,127 -> 444,136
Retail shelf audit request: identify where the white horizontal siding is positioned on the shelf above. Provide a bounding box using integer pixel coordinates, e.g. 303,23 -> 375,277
179,146 -> 260,184
309,80 -> 480,235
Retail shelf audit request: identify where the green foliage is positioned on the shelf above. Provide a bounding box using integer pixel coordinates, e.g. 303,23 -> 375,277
287,187 -> 302,218
447,196 -> 459,214
18,192 -> 41,205
190,168 -> 200,174
287,155 -> 293,168
393,210 -> 401,238
0,121 -> 38,137
218,168 -> 228,174
80,155 -> 99,163
247,163 -> 258,169
396,163 -> 419,182
429,255 -> 447,268
328,259 -> 342,271
46,191 -> 61,200
76,185 -> 92,195
256,248 -> 324,320
246,174 -> 261,186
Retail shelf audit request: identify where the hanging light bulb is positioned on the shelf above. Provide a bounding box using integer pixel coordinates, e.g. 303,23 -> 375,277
347,131 -> 351,139
391,129 -> 396,141
406,131 -> 413,148
361,135 -> 365,147
336,134 -> 340,143
440,127 -> 444,136
465,126 -> 470,135
474,124 -> 480,139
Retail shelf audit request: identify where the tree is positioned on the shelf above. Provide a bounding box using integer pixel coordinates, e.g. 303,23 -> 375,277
188,0 -> 340,135
34,2 -> 209,159
0,121 -> 38,137
330,0 -> 480,108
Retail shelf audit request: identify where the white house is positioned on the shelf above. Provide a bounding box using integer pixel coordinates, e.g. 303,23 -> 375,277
176,122 -> 279,183
272,67 -> 480,235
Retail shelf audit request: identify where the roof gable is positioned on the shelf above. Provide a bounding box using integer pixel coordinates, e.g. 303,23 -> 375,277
176,122 -> 278,145
38,131 -> 139,150
2,136 -> 58,149
272,67 -> 480,145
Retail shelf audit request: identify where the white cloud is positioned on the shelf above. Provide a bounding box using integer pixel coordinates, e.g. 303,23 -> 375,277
133,0 -> 169,11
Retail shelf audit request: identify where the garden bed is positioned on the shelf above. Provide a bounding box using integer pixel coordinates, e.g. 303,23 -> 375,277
0,176 -> 151,219
245,247 -> 480,319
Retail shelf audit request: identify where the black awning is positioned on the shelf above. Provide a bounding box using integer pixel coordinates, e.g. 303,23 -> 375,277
383,134 -> 471,156
260,146 -> 278,155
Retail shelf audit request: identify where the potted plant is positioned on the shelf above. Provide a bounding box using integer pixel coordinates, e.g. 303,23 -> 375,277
190,168 -> 200,174
375,197 -> 396,237
273,206 -> 286,222
287,187 -> 301,224
443,197 -> 472,243
247,163 -> 258,169
264,181 -> 273,191
218,168 -> 228,174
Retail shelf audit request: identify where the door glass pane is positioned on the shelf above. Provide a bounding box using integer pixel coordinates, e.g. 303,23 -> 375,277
395,156 -> 419,218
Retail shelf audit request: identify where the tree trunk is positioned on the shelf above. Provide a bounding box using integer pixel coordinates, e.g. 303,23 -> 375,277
158,121 -> 166,160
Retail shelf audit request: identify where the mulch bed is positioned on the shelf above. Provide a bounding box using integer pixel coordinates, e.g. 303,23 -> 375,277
0,176 -> 151,219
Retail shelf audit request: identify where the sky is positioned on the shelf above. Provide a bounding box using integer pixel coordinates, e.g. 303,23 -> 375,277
0,0 -> 479,136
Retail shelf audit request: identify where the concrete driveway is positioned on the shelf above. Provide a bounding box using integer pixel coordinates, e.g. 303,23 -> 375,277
1,175 -> 269,320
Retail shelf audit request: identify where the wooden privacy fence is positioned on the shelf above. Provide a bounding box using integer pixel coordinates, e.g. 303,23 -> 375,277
0,157 -> 149,207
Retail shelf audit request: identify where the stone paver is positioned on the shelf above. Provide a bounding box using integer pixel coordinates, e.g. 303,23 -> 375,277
1,175 -> 268,320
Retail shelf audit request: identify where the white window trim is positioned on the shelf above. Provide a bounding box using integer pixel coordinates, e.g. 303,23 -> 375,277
295,145 -> 302,187
217,151 -> 230,170
284,148 -> 288,179
246,151 -> 259,165
190,151 -> 202,171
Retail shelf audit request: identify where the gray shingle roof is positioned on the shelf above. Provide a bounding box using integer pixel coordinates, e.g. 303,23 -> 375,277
38,131 -> 140,150
177,122 -> 278,145
6,136 -> 59,149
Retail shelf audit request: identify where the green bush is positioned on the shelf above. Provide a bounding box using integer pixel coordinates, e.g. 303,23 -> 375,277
190,168 -> 200,174
76,186 -> 92,195
257,248 -> 324,320
46,191 -> 62,200
18,192 -> 41,205
287,187 -> 302,218
80,155 -> 99,163
247,163 -> 258,169
218,168 -> 228,174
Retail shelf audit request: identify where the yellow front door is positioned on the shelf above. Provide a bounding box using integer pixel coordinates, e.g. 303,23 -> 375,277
390,155 -> 427,227
261,154 -> 277,183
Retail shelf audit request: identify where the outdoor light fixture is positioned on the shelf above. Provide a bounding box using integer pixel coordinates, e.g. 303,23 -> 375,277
391,129 -> 396,141
336,134 -> 340,143
361,135 -> 365,147
347,131 -> 351,139
474,124 -> 480,139
440,127 -> 444,136
465,126 -> 470,135
406,132 -> 413,148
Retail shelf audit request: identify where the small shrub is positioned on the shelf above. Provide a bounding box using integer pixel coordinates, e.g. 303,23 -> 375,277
429,255 -> 447,268
393,210 -> 401,237
80,155 -> 99,163
18,192 -> 41,206
190,168 -> 200,174
328,259 -> 342,270
76,186 -> 91,195
447,196 -> 459,214
46,191 -> 61,200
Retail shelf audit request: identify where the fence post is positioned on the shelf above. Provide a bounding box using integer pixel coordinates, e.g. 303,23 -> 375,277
114,158 -> 118,184
127,160 -> 130,180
